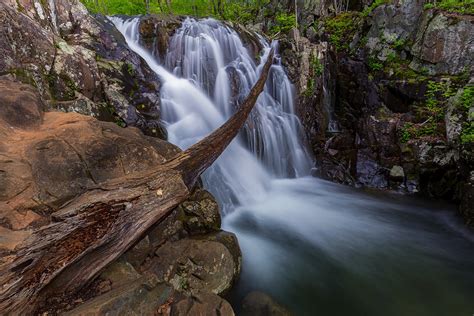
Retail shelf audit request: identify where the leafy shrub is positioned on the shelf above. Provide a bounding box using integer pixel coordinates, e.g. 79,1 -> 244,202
368,57 -> 383,71
460,85 -> 474,109
270,13 -> 296,35
461,121 -> 474,144
324,12 -> 362,51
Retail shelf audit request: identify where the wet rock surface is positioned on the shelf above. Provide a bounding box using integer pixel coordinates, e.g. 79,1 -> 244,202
241,291 -> 293,316
278,2 -> 473,226
0,75 -> 239,314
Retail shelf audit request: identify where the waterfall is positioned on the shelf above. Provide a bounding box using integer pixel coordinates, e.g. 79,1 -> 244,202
109,17 -> 474,316
110,17 -> 312,214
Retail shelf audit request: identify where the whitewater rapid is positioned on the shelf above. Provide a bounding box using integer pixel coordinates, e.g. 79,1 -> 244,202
111,16 -> 474,316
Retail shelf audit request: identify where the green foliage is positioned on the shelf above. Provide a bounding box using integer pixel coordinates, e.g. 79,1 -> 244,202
400,122 -> 414,143
423,3 -> 435,9
399,119 -> 439,143
460,121 -> 474,144
392,38 -> 407,51
459,84 -> 474,144
304,55 -> 324,97
399,80 -> 458,143
423,80 -> 454,120
324,12 -> 362,51
424,0 -> 474,14
270,13 -> 296,35
368,57 -> 383,71
304,78 -> 315,97
311,55 -> 324,77
362,0 -> 389,17
80,0 -> 273,24
460,85 -> 474,110
81,0 -> 147,15
386,51 -> 397,63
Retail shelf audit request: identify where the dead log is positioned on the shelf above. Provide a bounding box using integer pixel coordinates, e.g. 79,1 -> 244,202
0,49 -> 274,314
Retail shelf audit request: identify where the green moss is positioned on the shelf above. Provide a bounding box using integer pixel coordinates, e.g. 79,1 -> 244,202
368,57 -> 383,71
124,62 -> 135,76
399,119 -> 439,143
460,121 -> 474,144
15,0 -> 25,12
392,38 -> 407,51
9,68 -> 37,87
362,0 -> 389,17
324,12 -> 363,52
460,85 -> 474,110
399,80 -> 460,143
304,78 -> 315,97
310,54 -> 324,77
459,84 -> 474,144
270,13 -> 296,35
47,71 -> 77,100
424,0 -> 474,15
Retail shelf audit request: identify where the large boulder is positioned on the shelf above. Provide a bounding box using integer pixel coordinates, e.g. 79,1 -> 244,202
0,2 -> 56,97
149,232 -> 241,295
410,11 -> 474,75
64,278 -> 176,316
171,292 -> 235,316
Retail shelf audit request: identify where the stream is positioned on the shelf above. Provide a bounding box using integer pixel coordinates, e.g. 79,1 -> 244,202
112,17 -> 474,316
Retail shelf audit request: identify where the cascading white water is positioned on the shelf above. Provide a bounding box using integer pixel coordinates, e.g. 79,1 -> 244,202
110,16 -> 474,316
111,17 -> 312,214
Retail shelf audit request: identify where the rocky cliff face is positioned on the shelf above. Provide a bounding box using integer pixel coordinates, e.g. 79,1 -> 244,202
1,0 -> 167,138
280,0 -> 474,226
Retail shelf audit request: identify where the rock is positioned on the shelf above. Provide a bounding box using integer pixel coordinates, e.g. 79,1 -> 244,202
365,0 -> 424,56
460,171 -> 474,228
204,231 -> 242,276
139,14 -> 182,59
124,236 -> 153,270
0,77 -> 43,129
65,278 -> 175,316
149,232 -> 241,295
99,259 -> 141,290
410,11 -> 474,75
147,207 -> 188,249
445,88 -> 467,145
177,189 -> 221,235
0,3 -> 55,97
0,78 -> 240,313
232,23 -> 264,60
241,291 -> 292,316
171,293 -> 235,316
389,165 -> 405,181
1,1 -> 171,139
0,79 -> 180,231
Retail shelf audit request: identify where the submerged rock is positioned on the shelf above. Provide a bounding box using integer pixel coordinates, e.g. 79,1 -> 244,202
171,292 -> 235,316
241,291 -> 293,316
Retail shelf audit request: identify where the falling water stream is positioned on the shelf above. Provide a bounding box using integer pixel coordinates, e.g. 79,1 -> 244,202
112,17 -> 474,316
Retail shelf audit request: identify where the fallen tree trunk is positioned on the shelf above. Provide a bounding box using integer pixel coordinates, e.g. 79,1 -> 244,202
0,50 -> 274,314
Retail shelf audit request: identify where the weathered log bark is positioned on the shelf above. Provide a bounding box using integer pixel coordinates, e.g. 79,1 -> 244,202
0,49 -> 274,315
